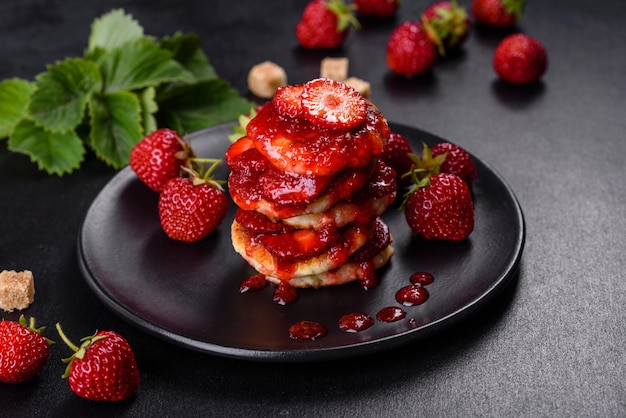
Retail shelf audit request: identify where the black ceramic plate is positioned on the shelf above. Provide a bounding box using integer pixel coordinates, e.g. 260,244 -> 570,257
78,122 -> 525,362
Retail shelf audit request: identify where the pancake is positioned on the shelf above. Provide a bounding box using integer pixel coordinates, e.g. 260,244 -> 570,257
231,220 -> 374,280
282,193 -> 395,230
264,245 -> 395,288
228,157 -> 394,221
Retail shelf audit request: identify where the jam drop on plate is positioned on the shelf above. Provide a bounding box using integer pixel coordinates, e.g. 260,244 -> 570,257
338,312 -> 374,332
239,274 -> 269,293
376,306 -> 407,323
410,271 -> 434,285
273,282 -> 299,305
395,284 -> 430,306
289,321 -> 327,341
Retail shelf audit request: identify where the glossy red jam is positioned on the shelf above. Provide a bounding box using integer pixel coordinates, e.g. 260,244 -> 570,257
288,320 -> 327,340
395,284 -> 430,306
338,312 -> 374,332
246,103 -> 389,176
376,306 -> 407,323
239,274 -> 268,293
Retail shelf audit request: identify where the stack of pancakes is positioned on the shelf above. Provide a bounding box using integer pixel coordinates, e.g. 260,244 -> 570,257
226,94 -> 397,289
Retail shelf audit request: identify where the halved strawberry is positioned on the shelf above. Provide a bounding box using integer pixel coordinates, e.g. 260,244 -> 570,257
301,78 -> 368,130
273,84 -> 305,118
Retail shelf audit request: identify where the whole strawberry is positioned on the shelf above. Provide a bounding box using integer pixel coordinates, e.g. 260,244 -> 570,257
431,142 -> 478,185
379,132 -> 415,187
494,33 -> 547,85
403,173 -> 474,241
421,1 -> 471,55
0,316 -> 52,383
130,128 -> 191,192
471,0 -> 525,29
56,325 -> 140,402
296,0 -> 359,49
158,160 -> 228,242
386,22 -> 438,77
354,0 -> 401,19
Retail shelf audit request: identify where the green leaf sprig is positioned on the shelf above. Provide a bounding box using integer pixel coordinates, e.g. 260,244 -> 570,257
0,9 -> 254,175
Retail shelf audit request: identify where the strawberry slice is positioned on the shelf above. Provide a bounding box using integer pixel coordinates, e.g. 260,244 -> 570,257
301,78 -> 368,130
273,84 -> 305,118
259,225 -> 338,261
225,136 -> 256,168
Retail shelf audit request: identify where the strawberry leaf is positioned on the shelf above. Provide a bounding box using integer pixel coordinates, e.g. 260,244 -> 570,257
28,58 -> 102,132
87,9 -> 144,53
140,86 -> 159,135
88,91 -> 143,168
8,119 -> 85,175
97,38 -> 195,93
160,32 -> 218,83
0,78 -> 35,138
156,79 -> 255,133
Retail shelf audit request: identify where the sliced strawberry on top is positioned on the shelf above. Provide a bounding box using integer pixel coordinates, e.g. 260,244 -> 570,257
301,78 -> 368,130
273,84 -> 305,118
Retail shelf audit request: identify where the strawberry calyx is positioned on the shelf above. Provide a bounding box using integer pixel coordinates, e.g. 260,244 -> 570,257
421,18 -> 445,57
421,1 -> 470,56
55,324 -> 107,379
326,0 -> 360,32
399,142 -> 448,209
401,142 -> 447,184
18,315 -> 55,345
501,0 -> 525,19
228,108 -> 258,143
184,158 -> 226,191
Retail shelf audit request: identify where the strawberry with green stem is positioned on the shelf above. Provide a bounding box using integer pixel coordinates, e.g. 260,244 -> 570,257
402,171 -> 474,241
130,128 -> 192,192
401,141 -> 477,186
386,21 -> 438,77
296,0 -> 360,49
0,315 -> 53,383
56,324 -> 140,402
158,158 -> 228,242
421,1 -> 471,55
400,142 -> 475,241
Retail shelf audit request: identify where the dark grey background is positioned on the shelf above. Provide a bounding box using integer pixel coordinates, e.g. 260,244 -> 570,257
1,0 -> 624,416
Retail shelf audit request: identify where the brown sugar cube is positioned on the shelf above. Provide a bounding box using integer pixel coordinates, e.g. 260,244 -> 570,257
320,57 -> 349,81
0,270 -> 35,312
344,77 -> 371,100
247,61 -> 287,99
